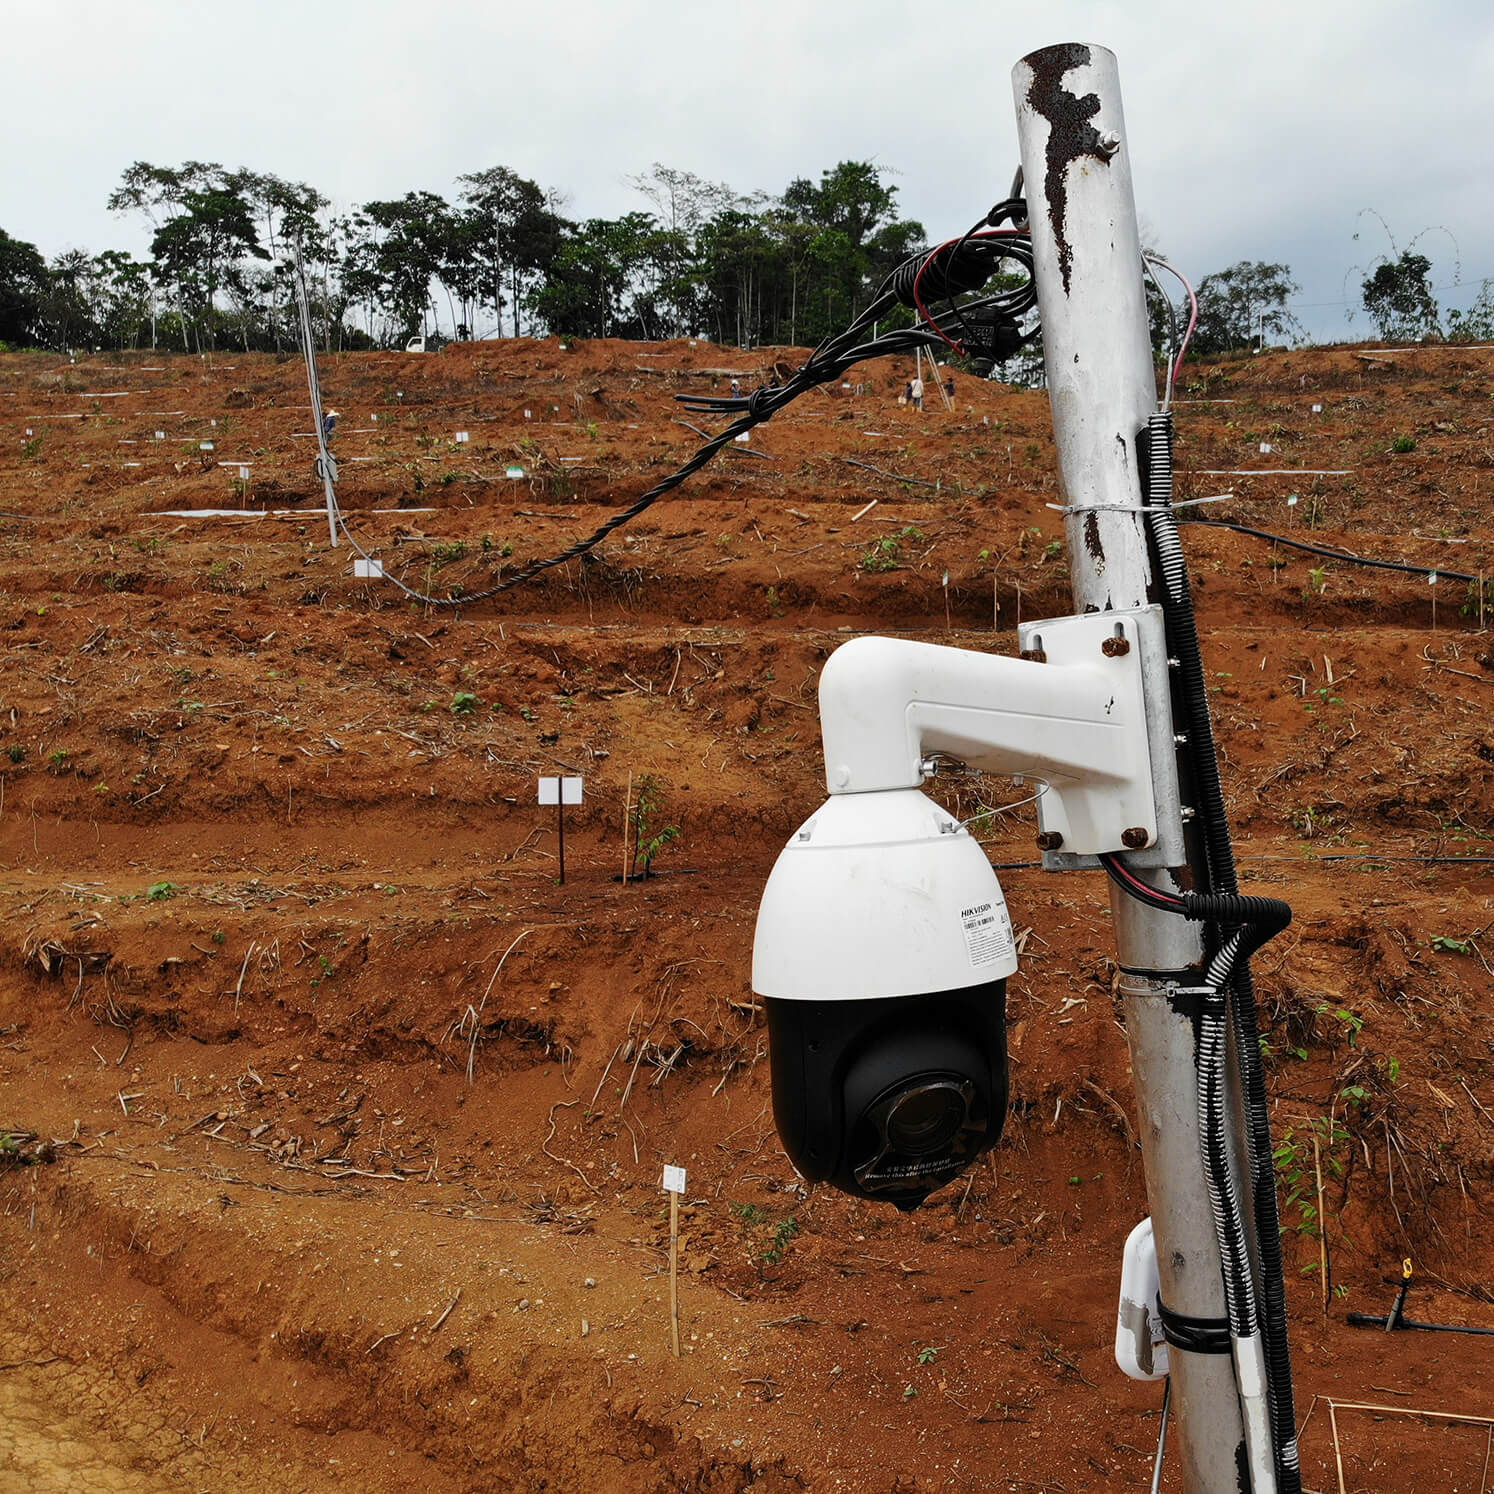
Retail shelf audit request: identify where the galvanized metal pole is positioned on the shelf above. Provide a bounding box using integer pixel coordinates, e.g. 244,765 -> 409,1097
292,243 -> 340,548
1012,43 -> 1261,1492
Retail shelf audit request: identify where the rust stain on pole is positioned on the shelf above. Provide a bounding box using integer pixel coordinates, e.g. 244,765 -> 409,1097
1082,511 -> 1106,568
1023,43 -> 1109,295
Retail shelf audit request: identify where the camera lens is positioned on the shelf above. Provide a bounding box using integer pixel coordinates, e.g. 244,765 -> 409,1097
883,1082 -> 970,1156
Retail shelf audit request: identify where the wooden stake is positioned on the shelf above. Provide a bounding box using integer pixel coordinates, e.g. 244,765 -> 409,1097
1329,1401 -> 1347,1494
622,772 -> 632,886
669,1189 -> 681,1358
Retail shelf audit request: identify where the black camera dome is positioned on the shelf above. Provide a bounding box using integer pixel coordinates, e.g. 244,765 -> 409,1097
765,984 -> 1009,1211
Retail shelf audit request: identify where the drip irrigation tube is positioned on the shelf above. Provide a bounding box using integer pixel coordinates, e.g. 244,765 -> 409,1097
1177,518 -> 1484,587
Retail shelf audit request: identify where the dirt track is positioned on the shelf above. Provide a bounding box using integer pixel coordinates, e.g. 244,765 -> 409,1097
1,336 -> 1493,1491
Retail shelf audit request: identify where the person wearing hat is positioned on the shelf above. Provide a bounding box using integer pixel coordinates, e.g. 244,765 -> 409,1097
322,409 -> 339,439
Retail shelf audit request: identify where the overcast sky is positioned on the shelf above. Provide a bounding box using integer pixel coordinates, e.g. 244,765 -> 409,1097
6,1 -> 1491,342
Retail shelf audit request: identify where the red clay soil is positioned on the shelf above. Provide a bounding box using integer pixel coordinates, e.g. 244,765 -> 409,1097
0,336 -> 1492,1491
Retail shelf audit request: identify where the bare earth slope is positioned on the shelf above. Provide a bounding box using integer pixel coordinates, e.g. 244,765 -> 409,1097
1,336 -> 1492,1490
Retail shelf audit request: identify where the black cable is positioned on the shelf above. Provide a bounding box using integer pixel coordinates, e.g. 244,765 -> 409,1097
1142,413 -> 1304,1494
318,219 -> 1045,609
1178,517 -> 1483,587
350,275 -> 952,608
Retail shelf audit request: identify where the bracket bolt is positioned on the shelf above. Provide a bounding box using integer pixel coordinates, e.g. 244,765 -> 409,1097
1035,831 -> 1064,851
1101,636 -> 1131,657
1121,827 -> 1150,849
1097,130 -> 1122,158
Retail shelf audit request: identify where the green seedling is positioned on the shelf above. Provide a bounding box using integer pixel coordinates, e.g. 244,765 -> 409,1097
861,525 -> 925,573
1431,934 -> 1472,954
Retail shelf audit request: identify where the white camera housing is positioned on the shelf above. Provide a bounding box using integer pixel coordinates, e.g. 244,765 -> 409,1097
752,788 -> 1017,1003
752,612 -> 1176,1208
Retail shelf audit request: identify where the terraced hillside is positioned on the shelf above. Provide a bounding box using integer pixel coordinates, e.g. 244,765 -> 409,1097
1,336 -> 1492,1490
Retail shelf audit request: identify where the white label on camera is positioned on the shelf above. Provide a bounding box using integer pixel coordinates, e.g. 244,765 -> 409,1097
960,900 -> 1013,967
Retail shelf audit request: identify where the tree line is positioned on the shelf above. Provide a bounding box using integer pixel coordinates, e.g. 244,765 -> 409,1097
0,160 -> 926,356
5,157 -> 1477,357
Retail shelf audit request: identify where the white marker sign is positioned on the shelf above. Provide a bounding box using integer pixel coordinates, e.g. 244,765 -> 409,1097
455,431 -> 469,443
662,1165 -> 687,1194
538,776 -> 583,805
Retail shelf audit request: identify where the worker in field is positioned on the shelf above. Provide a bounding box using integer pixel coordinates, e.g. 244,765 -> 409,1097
322,408 -> 339,439
910,374 -> 924,412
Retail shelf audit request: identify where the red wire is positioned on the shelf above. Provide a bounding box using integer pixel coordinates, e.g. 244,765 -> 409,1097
912,229 -> 1027,354
1105,852 -> 1186,910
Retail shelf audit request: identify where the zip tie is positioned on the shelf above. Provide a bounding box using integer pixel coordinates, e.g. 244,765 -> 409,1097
1046,494 -> 1233,516
1046,502 -> 1153,515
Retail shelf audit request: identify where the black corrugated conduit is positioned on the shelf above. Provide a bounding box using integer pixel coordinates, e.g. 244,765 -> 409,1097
1125,408 -> 1303,1493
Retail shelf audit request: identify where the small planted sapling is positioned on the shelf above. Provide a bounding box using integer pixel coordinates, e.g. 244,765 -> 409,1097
629,775 -> 680,881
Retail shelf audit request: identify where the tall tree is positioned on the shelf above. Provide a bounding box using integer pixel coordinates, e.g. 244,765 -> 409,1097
0,227 -> 48,346
359,192 -> 454,341
456,167 -> 564,337
90,251 -> 154,348
148,184 -> 267,348
232,170 -> 329,349
1191,261 -> 1303,354
778,162 -> 919,339
108,162 -> 265,349
530,214 -> 662,339
1362,251 -> 1440,342
627,165 -> 738,335
42,249 -> 98,348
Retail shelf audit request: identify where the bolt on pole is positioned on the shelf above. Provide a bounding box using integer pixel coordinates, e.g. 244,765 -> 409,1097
1012,43 -> 1269,1491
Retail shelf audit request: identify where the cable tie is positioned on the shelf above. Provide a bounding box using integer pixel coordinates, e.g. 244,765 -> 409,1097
1046,493 -> 1233,517
1045,502 -> 1154,515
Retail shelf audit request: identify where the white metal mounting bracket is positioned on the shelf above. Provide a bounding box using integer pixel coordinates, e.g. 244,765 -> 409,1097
816,604 -> 1179,859
1018,605 -> 1184,869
